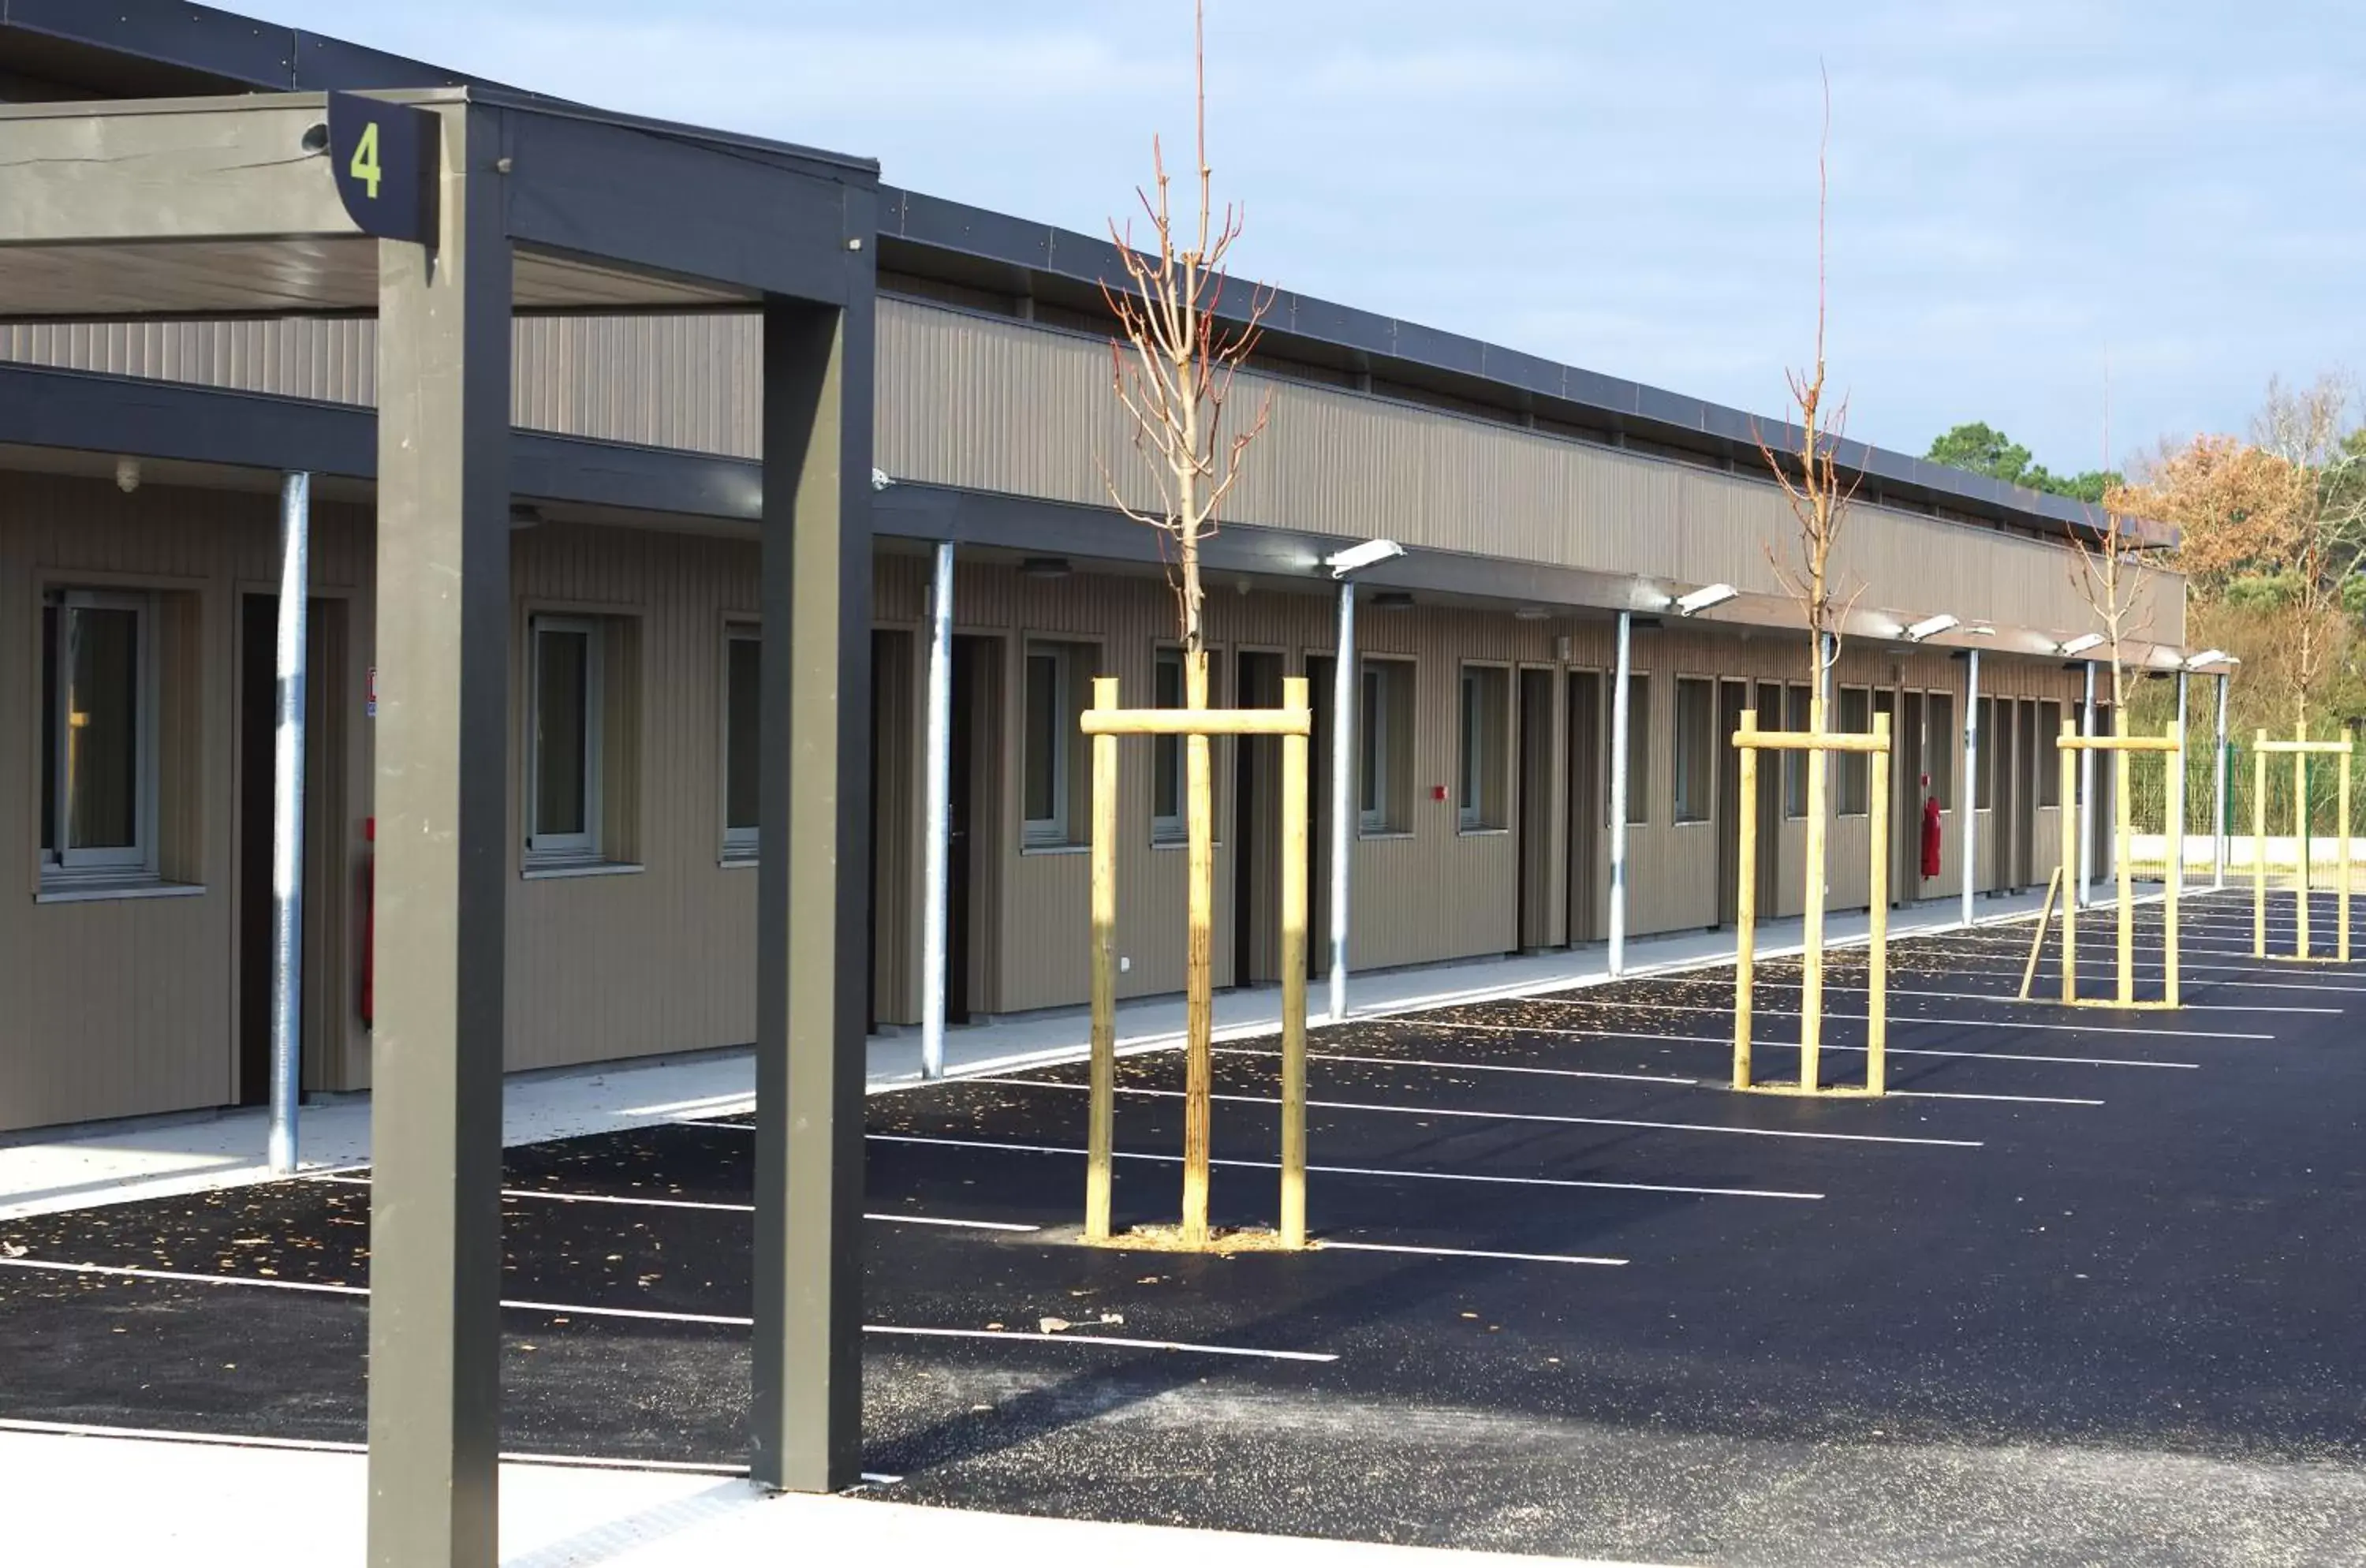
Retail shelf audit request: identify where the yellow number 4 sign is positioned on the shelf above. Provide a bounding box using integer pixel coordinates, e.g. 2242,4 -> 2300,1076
349,120 -> 383,200
324,93 -> 436,246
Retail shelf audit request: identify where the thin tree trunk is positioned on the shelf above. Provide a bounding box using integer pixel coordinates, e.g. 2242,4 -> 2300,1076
1180,648 -> 1215,1244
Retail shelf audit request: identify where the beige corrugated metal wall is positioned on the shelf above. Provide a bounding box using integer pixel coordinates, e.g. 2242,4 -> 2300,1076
0,470 -> 375,1132
3,304 -> 2182,649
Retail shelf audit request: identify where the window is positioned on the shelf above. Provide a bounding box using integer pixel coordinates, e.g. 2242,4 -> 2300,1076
1836,686 -> 1871,816
1358,659 -> 1413,834
722,627 -> 761,860
1024,640 -> 1095,848
1928,692 -> 1956,811
1153,647 -> 1185,844
39,589 -> 156,882
2038,700 -> 2063,807
1457,665 -> 1509,831
1782,683 -> 1812,818
1609,673 -> 1651,825
528,616 -> 603,861
1674,677 -> 1714,823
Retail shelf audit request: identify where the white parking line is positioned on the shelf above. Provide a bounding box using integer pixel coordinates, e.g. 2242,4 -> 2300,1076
1495,1002 -> 2269,1042
0,1256 -> 1333,1364
1318,1240 -> 1626,1267
1415,1019 -> 2198,1069
1217,1045 -> 1694,1086
304,1174 -> 1043,1232
0,1417 -> 787,1478
1889,1090 -> 2104,1106
861,1131 -> 1827,1200
969,1077 -> 1986,1148
1722,984 -> 2331,1017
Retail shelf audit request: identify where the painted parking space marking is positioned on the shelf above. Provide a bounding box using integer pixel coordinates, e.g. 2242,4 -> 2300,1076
858,1131 -> 1827,1200
1416,1020 -> 2197,1069
969,1077 -> 1988,1148
0,1256 -> 1334,1364
303,1174 -> 1043,1232
1317,1240 -> 1628,1267
1216,1044 -> 1696,1086
1527,994 -> 2289,1033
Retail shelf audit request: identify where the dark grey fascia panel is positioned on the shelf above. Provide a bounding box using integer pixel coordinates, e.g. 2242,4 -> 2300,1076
0,0 -> 496,95
0,361 -> 759,517
495,102 -> 876,305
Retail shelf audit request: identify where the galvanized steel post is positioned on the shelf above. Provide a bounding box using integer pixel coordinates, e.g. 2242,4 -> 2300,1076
920,540 -> 953,1079
1608,610 -> 1633,976
1327,581 -> 1355,1022
267,469 -> 311,1176
2214,672 -> 2230,890
1961,647 -> 1979,930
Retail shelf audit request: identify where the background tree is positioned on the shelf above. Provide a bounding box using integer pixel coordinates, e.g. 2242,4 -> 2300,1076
1926,420 -> 2120,502
2247,375 -> 2366,730
1099,0 -> 1274,1248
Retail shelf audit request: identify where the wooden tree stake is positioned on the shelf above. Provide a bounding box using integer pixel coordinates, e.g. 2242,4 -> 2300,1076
1086,677 -> 1120,1243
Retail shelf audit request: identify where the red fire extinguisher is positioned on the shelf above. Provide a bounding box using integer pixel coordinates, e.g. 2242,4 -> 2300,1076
360,816 -> 376,1029
1920,777 -> 1943,880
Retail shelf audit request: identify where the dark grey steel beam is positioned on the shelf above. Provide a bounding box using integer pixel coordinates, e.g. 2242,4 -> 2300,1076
499,103 -> 871,306
750,243 -> 874,1487
0,360 -> 758,519
364,101 -> 510,1568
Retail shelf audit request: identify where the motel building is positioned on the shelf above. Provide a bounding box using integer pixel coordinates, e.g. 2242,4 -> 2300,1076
0,5 -> 2188,1142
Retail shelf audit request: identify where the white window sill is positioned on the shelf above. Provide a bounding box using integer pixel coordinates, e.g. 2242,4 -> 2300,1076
522,861 -> 645,881
36,878 -> 205,905
1456,825 -> 1510,838
1021,842 -> 1090,857
719,853 -> 759,871
1357,829 -> 1415,842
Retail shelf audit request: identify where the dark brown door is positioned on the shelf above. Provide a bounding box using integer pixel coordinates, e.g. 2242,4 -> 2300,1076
1716,680 -> 1748,925
1516,668 -> 1556,950
946,636 -> 982,1023
1233,651 -> 1284,985
1565,670 -> 1602,943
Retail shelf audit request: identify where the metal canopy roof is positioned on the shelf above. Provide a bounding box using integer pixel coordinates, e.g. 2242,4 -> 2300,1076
0,89 -> 872,317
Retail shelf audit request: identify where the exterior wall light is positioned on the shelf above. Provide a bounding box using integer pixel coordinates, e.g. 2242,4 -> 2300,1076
2058,633 -> 2105,656
1902,613 -> 1959,642
1672,583 -> 1737,616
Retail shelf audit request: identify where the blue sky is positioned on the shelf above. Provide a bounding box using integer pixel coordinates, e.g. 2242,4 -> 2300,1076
256,0 -> 2366,471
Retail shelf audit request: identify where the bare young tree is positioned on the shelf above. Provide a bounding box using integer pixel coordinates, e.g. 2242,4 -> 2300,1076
2068,498 -> 2159,731
1753,69 -> 1865,731
1099,0 -> 1274,1248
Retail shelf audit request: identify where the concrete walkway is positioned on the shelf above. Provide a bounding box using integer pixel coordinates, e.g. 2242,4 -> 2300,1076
1,1426 -> 1666,1568
0,885 -> 2095,1223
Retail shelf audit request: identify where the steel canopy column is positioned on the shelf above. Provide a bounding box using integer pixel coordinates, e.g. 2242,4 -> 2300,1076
2176,669 -> 2190,895
752,281 -> 875,1493
920,539 -> 954,1078
1608,610 -> 1633,976
1961,648 -> 1980,929
267,469 -> 311,1175
367,103 -> 511,1568
1327,581 -> 1356,1022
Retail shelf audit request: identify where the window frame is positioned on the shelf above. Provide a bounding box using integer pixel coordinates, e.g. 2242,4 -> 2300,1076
1835,685 -> 1872,817
1607,671 -> 1651,827
527,614 -> 604,864
2038,700 -> 2063,808
1782,682 -> 1812,819
721,623 -> 762,863
1356,656 -> 1413,837
1927,690 -> 1957,812
1021,639 -> 1083,851
1672,675 -> 1715,825
40,587 -> 160,883
1152,644 -> 1186,846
